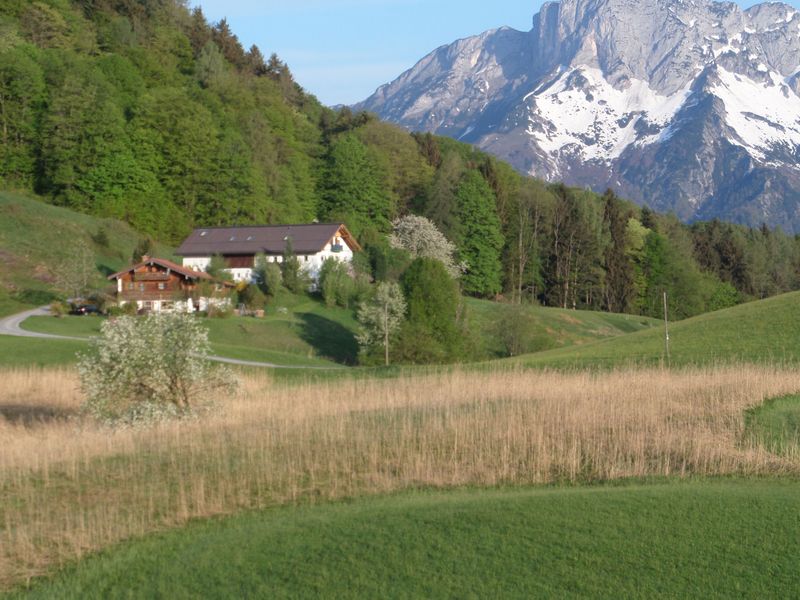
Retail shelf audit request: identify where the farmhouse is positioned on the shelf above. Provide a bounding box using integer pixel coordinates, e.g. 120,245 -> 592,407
108,256 -> 233,313
175,223 -> 361,283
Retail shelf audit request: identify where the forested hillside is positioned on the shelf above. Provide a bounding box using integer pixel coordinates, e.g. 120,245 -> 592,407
0,0 -> 798,319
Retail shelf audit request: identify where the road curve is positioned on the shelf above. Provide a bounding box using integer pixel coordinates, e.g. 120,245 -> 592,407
0,307 -> 341,370
0,306 -> 86,340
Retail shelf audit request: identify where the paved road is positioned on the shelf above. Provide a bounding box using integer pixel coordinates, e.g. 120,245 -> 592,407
0,306 -> 86,340
0,307 -> 340,370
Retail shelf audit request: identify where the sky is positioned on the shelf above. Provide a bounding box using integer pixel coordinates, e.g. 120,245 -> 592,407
193,0 -> 800,107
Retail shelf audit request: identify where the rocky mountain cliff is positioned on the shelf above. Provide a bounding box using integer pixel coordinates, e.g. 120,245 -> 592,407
356,0 -> 800,231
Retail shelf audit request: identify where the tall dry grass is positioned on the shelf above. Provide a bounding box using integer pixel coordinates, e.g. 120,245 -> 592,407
2,365 -> 800,588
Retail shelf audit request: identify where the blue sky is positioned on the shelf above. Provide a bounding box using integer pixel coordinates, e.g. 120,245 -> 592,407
193,0 -> 800,107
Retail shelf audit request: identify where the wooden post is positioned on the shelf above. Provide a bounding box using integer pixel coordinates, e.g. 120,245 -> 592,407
384,305 -> 389,367
663,291 -> 670,368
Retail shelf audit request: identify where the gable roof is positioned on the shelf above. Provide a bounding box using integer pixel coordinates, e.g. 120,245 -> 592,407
175,223 -> 360,257
108,257 -> 213,281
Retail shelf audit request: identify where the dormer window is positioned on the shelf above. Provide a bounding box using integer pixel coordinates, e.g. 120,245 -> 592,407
229,236 -> 236,241
200,231 -> 208,237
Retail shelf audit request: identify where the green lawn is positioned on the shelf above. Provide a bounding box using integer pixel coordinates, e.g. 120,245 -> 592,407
512,291 -> 800,369
745,395 -> 800,456
466,297 -> 658,357
11,479 -> 800,599
0,336 -> 86,367
15,294 -> 660,369
17,293 -> 357,368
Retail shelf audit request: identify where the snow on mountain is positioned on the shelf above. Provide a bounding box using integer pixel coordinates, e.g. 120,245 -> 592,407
355,0 -> 800,232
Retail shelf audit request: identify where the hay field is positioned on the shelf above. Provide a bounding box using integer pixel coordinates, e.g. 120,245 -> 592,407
2,365 -> 800,588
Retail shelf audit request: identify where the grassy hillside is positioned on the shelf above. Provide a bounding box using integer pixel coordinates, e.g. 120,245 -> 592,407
12,480 -> 800,598
0,191 -> 172,317
466,298 -> 657,357
19,293 -> 354,368
15,295 -> 657,368
512,291 -> 800,369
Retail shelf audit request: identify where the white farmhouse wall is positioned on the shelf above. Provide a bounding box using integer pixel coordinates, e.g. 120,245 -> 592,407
183,257 -> 211,272
180,237 -> 354,285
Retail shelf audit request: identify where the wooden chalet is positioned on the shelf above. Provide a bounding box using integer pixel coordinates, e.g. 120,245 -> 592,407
108,256 -> 232,313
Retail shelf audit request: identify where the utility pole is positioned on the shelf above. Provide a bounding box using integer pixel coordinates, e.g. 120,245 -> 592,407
663,291 -> 670,368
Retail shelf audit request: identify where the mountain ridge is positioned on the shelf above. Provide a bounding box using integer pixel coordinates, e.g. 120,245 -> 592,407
356,0 -> 800,231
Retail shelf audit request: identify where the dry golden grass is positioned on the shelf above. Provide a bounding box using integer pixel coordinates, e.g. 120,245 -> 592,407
2,365 -> 800,588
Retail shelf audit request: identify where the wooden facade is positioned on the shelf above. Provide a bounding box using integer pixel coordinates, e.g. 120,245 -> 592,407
108,257 -> 230,313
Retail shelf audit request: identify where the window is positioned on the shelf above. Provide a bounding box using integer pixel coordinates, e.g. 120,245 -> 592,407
158,283 -> 166,290
139,283 -> 145,292
127,283 -> 134,291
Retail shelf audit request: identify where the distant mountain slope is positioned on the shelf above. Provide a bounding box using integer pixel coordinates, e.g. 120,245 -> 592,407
357,0 -> 800,232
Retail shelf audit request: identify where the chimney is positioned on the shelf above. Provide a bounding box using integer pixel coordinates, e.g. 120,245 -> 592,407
141,255 -> 151,263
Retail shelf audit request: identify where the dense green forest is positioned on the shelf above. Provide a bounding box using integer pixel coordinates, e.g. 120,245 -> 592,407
1,0 -> 799,320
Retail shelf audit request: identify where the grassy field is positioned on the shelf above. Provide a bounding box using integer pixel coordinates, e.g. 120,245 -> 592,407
465,297 -> 657,357
512,291 -> 800,369
15,294 -> 657,369
3,365 -> 800,591
19,294 -> 357,368
11,479 -> 800,599
745,395 -> 800,456
0,191 -> 174,317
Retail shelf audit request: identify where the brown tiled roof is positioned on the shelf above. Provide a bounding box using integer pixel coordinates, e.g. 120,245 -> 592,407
107,257 -> 213,281
175,223 -> 360,257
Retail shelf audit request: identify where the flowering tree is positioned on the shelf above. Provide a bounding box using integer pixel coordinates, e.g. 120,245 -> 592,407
389,215 -> 463,278
356,282 -> 406,366
78,312 -> 237,424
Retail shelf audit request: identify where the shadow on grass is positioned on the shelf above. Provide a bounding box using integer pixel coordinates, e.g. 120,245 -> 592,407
297,313 -> 358,365
0,403 -> 77,426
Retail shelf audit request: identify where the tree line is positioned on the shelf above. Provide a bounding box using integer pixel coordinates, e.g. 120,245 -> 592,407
0,0 -> 798,321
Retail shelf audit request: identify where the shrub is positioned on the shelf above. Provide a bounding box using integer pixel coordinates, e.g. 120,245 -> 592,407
253,254 -> 282,297
49,300 -> 67,318
107,302 -> 138,317
91,227 -> 110,248
319,259 -> 354,308
237,283 -> 267,311
396,257 -> 465,363
281,238 -> 310,294
78,312 -> 237,425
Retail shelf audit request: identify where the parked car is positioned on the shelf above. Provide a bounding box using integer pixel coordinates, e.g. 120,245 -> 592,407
70,304 -> 100,316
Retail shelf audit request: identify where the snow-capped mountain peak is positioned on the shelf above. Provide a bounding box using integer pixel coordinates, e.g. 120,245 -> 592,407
356,0 -> 800,231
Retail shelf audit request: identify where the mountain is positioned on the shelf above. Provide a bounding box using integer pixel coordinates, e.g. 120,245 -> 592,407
356,0 -> 800,232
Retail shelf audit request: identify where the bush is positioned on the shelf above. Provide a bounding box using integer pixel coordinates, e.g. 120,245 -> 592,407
253,254 -> 282,297
396,257 -> 465,363
237,283 -> 267,310
49,300 -> 68,318
78,313 -> 237,425
280,238 -> 310,294
107,302 -> 138,317
493,304 -> 553,357
319,259 -> 354,308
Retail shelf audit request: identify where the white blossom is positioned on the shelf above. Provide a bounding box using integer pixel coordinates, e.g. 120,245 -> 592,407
77,313 -> 237,425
